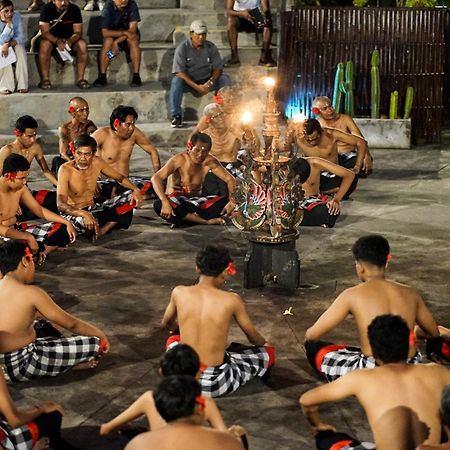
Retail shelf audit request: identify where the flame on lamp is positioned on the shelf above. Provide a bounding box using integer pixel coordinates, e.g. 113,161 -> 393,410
241,111 -> 252,125
292,113 -> 306,123
265,77 -> 276,88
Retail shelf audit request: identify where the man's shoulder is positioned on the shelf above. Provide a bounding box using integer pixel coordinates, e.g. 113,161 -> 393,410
0,144 -> 13,154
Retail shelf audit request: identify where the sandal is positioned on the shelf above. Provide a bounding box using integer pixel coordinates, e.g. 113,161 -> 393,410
38,80 -> 52,90
17,89 -> 29,94
0,90 -> 12,95
76,79 -> 90,89
223,58 -> 241,68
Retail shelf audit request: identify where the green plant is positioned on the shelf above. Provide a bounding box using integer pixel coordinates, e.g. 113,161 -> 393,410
353,0 -> 369,5
389,91 -> 398,119
370,50 -> 380,119
403,86 -> 414,119
340,61 -> 355,117
332,63 -> 344,113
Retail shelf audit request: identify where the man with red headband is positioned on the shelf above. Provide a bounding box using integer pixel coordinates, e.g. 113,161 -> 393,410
92,105 -> 160,200
0,153 -> 76,257
161,245 -> 275,397
0,240 -> 109,383
304,234 -> 440,381
51,96 -> 97,175
0,115 -> 59,214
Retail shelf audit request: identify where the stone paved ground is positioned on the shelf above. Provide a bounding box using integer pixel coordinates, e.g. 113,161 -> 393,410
8,144 -> 450,449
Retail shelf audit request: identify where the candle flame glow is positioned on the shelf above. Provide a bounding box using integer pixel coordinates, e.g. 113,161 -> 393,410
265,77 -> 276,87
241,111 -> 252,124
292,113 -> 306,123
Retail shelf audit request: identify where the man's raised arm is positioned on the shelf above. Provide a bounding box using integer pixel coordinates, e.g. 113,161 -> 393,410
35,145 -> 57,186
333,129 -> 367,175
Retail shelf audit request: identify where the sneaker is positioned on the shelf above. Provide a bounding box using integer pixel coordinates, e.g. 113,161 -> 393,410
84,0 -> 95,10
93,74 -> 107,87
130,74 -> 142,87
171,115 -> 182,128
98,0 -> 105,9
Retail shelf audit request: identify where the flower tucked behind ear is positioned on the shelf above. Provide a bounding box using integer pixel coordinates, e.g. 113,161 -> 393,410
213,92 -> 223,105
14,128 -> 22,137
5,172 -> 17,181
68,106 -> 75,113
68,141 -> 75,155
226,262 -> 237,276
204,116 -> 211,124
187,140 -> 193,150
24,247 -> 33,262
312,107 -> 319,115
195,396 -> 206,414
113,118 -> 121,129
387,253 -> 392,262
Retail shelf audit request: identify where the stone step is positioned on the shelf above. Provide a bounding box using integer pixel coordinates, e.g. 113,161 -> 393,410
0,68 -> 274,129
24,45 -> 271,87
180,0 -> 285,10
19,9 -> 279,44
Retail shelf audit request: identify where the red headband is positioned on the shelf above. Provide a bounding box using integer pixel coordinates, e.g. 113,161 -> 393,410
226,262 -> 237,276
213,92 -> 223,105
312,107 -> 320,115
14,128 -> 22,136
68,105 -> 75,113
113,118 -> 121,128
5,172 -> 17,181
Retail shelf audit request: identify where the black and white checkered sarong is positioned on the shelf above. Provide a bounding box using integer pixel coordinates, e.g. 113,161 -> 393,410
62,190 -> 134,234
0,335 -> 101,382
0,418 -> 34,450
321,347 -> 422,382
200,344 -> 273,398
14,221 -> 62,243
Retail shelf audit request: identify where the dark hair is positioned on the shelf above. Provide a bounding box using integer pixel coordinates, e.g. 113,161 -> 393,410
352,234 -> 390,268
304,118 -> 322,136
15,115 -> 38,132
2,154 -> 30,175
154,375 -> 201,423
190,132 -> 212,149
0,0 -> 14,10
195,245 -> 232,277
160,344 -> 200,377
291,157 -> 311,183
73,134 -> 97,153
109,105 -> 138,130
368,314 -> 409,363
0,240 -> 28,275
441,384 -> 450,428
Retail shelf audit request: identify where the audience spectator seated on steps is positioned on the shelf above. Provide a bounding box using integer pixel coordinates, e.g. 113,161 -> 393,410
125,375 -> 245,450
0,0 -> 28,95
93,0 -> 142,88
52,96 -> 97,175
225,0 -> 276,67
38,0 -> 90,90
100,344 -> 248,449
170,20 -> 231,129
0,240 -> 109,383
84,0 -> 105,11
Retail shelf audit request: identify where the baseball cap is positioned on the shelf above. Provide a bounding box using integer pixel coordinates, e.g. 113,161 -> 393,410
190,20 -> 208,35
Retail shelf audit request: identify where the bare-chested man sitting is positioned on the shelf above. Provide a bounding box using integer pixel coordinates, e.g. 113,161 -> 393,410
0,154 -> 76,257
92,105 -> 160,199
0,240 -> 109,382
313,96 -> 373,176
125,375 -> 244,450
304,234 -> 440,381
51,96 -> 97,175
292,157 -> 355,228
152,133 -> 235,227
300,314 -> 450,450
294,119 -> 366,198
0,115 -> 59,214
161,245 -> 275,397
57,134 -> 143,240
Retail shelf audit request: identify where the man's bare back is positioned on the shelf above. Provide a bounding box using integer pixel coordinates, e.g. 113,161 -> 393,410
298,129 -> 339,164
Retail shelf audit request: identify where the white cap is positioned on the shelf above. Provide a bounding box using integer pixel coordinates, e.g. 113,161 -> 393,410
190,20 -> 208,35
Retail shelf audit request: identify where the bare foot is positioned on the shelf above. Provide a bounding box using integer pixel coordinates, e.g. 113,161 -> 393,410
33,437 -> 49,450
207,218 -> 226,225
73,358 -> 99,370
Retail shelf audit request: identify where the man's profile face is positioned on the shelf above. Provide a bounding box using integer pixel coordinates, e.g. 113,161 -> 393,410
188,142 -> 210,164
8,170 -> 29,191
209,110 -> 226,130
304,130 -> 321,146
53,0 -> 69,12
190,32 -> 206,49
74,145 -> 94,170
19,128 -> 37,149
115,114 -> 136,139
71,101 -> 90,124
316,100 -> 335,120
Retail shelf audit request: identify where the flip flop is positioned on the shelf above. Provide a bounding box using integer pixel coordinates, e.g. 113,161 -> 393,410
17,89 -> 29,94
38,80 -> 51,90
76,79 -> 90,89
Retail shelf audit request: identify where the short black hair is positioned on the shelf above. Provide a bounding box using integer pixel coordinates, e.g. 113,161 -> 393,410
2,154 -> 30,175
291,157 -> 311,183
441,384 -> 450,428
154,375 -> 201,423
352,234 -> 390,268
190,132 -> 212,149
15,115 -> 38,133
195,245 -> 232,277
109,105 -> 138,130
368,314 -> 409,363
0,240 -> 28,275
304,118 -> 322,136
160,344 -> 200,377
73,134 -> 97,153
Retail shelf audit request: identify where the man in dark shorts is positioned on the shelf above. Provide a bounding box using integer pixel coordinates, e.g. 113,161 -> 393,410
225,0 -> 276,67
93,0 -> 141,87
38,0 -> 89,89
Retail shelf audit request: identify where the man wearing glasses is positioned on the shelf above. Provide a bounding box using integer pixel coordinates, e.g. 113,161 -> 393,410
92,105 -> 161,200
57,134 -> 143,240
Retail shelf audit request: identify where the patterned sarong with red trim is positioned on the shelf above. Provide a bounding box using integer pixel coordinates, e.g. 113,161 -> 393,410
0,417 -> 38,450
62,190 -> 135,235
97,176 -> 153,199
316,429 -> 376,450
300,195 -> 340,228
